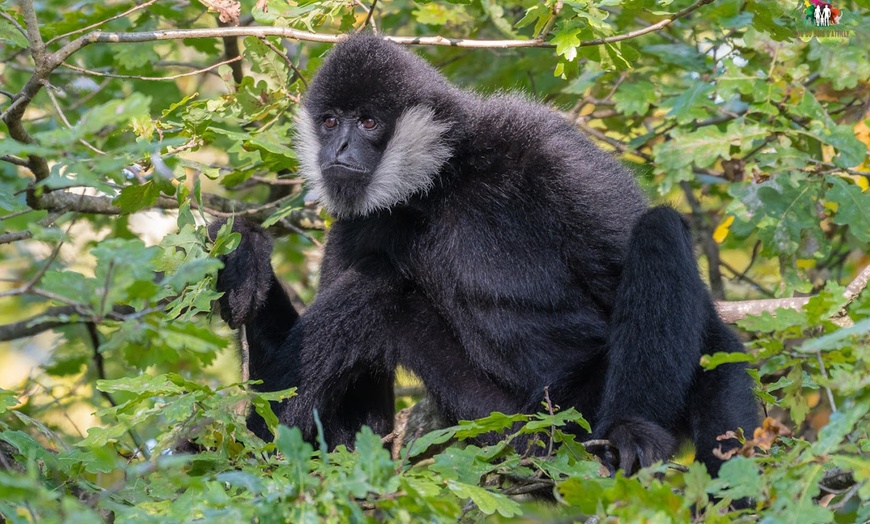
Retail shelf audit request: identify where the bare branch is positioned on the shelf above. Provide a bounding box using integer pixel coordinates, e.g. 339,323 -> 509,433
31,189 -> 325,234
1,81 -> 51,182
0,155 -> 29,167
18,0 -> 46,65
844,263 -> 870,301
0,210 -> 64,245
716,263 -> 870,323
239,325 -> 250,382
538,1 -> 563,41
249,175 -> 303,186
0,305 -> 86,341
2,0 -> 715,188
219,19 -> 244,85
716,296 -> 812,324
680,181 -> 724,300
0,304 -> 137,341
362,0 -> 379,34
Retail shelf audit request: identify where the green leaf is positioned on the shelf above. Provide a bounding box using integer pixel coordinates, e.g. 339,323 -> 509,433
0,16 -> 28,48
827,176 -> 870,242
812,401 -> 869,454
275,425 -> 313,464
114,42 -> 159,71
664,81 -> 714,123
800,317 -> 870,353
0,389 -> 19,415
558,476 -> 609,514
700,351 -> 755,370
446,480 -> 522,517
612,81 -> 657,116
251,396 -> 280,434
653,127 -> 729,182
354,426 -> 395,491
552,27 -> 582,62
825,126 -> 867,168
113,181 -> 161,213
76,93 -> 152,137
454,411 -> 527,439
709,456 -> 762,500
754,175 -> 822,256
642,43 -> 707,71
430,445 -> 500,484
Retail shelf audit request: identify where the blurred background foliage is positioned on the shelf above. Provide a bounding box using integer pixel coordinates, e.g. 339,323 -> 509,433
0,0 -> 868,521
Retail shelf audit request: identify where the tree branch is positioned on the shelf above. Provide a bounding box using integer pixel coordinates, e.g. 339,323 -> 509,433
60,56 -> 242,81
0,304 -> 136,341
0,210 -> 64,245
680,181 -> 724,300
51,0 -> 715,62
31,189 -> 325,233
715,263 -> 870,323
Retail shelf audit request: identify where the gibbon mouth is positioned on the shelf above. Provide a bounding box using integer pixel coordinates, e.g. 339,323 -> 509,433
323,162 -> 368,174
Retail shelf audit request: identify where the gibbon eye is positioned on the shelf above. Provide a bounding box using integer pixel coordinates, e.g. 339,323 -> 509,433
359,118 -> 377,130
323,116 -> 338,128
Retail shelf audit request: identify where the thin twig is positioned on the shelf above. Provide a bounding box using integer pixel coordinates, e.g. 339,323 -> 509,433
826,484 -> 859,510
19,0 -> 46,64
86,322 -> 150,459
0,10 -> 26,37
55,0 -> 716,61
815,351 -> 837,412
44,84 -> 107,155
256,37 -> 309,89
581,439 -> 613,449
239,325 -> 250,382
0,304 -> 138,341
0,95 -> 30,126
543,386 -> 555,458
60,55 -> 242,81
0,211 -> 64,244
0,155 -> 29,167
250,175 -> 303,186
359,0 -> 379,34
681,181 -> 724,300
46,0 -> 158,45
720,259 -> 775,297
0,216 -> 74,298
98,260 -> 115,320
538,1 -> 564,40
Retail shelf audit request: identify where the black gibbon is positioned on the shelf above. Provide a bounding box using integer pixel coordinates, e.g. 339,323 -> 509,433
212,34 -> 759,476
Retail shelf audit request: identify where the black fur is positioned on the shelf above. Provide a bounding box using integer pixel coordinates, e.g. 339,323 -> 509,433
213,34 -> 759,476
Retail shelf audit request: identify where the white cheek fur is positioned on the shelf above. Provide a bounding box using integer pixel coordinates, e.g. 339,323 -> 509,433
293,105 -> 453,218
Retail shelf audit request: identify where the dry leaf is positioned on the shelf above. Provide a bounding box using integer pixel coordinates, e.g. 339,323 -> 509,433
199,0 -> 241,25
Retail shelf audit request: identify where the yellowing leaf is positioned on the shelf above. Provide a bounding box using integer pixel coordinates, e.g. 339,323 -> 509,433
713,215 -> 735,243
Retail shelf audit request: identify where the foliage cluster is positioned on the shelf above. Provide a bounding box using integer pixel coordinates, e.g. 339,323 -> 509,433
0,0 -> 868,522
